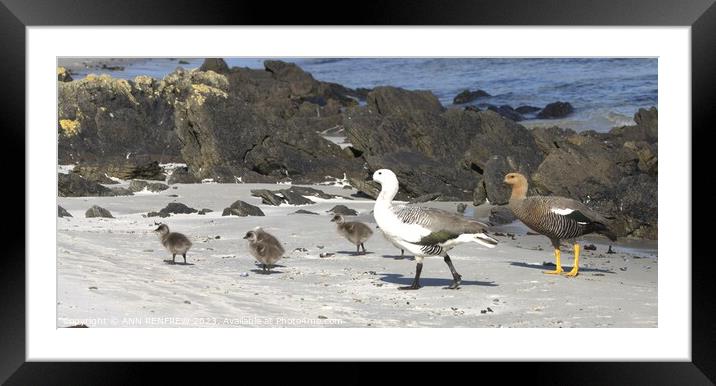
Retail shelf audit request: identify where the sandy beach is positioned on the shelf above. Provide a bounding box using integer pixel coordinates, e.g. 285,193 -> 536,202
57,181 -> 657,328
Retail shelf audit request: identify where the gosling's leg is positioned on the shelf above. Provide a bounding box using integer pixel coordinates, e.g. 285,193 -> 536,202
400,249 -> 404,256
171,254 -> 176,264
399,262 -> 422,290
443,254 -> 463,289
543,249 -> 564,274
566,243 -> 580,277
361,243 -> 367,254
183,253 -> 187,264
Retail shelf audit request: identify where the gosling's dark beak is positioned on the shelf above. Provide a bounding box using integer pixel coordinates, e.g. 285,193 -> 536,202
243,234 -> 250,239
364,175 -> 372,181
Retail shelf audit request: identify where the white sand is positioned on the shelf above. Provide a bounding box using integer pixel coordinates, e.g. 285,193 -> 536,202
57,183 -> 657,328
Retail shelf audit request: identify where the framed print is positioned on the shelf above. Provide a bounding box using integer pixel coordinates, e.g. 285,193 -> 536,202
3,0 -> 715,383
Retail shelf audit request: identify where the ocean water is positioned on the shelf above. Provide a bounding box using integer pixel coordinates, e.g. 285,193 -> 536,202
61,57 -> 657,132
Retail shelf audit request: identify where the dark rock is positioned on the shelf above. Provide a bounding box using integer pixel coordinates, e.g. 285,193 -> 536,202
58,74 -> 182,165
146,211 -> 166,218
515,105 -> 541,114
367,86 -> 444,116
486,104 -> 524,122
286,186 -> 337,199
531,135 -> 621,199
109,187 -> 134,196
456,203 -> 467,213
70,165 -> 118,184
610,107 -> 657,144
58,206 -> 72,217
615,174 -> 657,239
199,58 -> 230,74
147,182 -> 169,192
489,206 -> 516,225
623,141 -> 657,176
57,67 -> 73,82
222,200 -> 265,217
473,177 -> 487,206
278,189 -> 315,205
327,205 -> 358,216
250,189 -> 284,206
172,71 -> 362,183
198,208 -> 213,215
529,126 -> 576,155
482,155 -> 514,205
58,173 -> 114,197
452,89 -> 490,104
409,193 -> 441,204
291,209 -> 319,215
584,244 -> 597,251
167,166 -> 200,184
178,60 -> 190,64
463,110 -> 544,177
85,205 -> 114,218
158,202 -> 198,217
129,179 -> 168,193
129,180 -> 149,192
537,101 -> 574,119
366,151 -> 476,200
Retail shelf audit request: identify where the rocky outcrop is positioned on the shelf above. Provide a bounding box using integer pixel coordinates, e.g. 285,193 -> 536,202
199,58 -> 230,74
148,202 -> 198,218
58,173 -> 115,197
610,107 -> 658,144
57,67 -> 73,82
58,206 -> 72,217
85,205 -> 113,218
58,74 -> 182,165
69,161 -> 165,182
537,101 -> 574,119
486,105 -> 524,122
327,205 -> 358,216
453,89 -> 490,104
129,180 -> 169,192
222,200 -> 265,217
58,60 -> 367,184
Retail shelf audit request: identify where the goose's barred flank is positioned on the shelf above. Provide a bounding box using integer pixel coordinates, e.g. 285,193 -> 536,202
511,197 -> 614,242
505,172 -> 616,277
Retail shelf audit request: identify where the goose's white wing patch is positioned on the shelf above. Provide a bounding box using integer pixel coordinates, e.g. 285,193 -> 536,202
551,208 -> 574,215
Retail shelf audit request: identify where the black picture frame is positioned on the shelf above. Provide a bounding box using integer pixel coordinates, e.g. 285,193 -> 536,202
2,0 -> 714,384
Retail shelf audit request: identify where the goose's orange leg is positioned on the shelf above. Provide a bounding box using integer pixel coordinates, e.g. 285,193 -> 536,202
566,243 -> 580,277
543,248 -> 564,274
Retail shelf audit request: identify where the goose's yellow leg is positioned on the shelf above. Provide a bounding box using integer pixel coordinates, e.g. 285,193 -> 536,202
543,248 -> 564,274
566,243 -> 580,277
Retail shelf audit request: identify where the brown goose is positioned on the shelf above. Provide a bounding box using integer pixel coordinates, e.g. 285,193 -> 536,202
504,172 -> 616,277
154,224 -> 192,264
243,227 -> 285,273
330,214 -> 373,255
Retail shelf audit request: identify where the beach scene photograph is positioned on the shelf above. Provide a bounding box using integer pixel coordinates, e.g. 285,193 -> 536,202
56,57 -> 658,328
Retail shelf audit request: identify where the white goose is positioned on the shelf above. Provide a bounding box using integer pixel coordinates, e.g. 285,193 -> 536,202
372,169 -> 498,290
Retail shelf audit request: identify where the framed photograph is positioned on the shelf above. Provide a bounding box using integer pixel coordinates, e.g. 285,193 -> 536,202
5,0 -> 714,383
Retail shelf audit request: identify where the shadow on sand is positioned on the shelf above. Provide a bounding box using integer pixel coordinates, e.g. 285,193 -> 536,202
336,251 -> 375,256
382,254 -> 414,261
508,261 -> 615,274
378,273 -> 498,288
249,269 -> 284,275
163,260 -> 195,266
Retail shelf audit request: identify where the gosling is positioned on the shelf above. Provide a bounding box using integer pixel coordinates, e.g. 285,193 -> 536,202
330,214 -> 373,255
154,223 -> 192,264
243,227 -> 284,273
